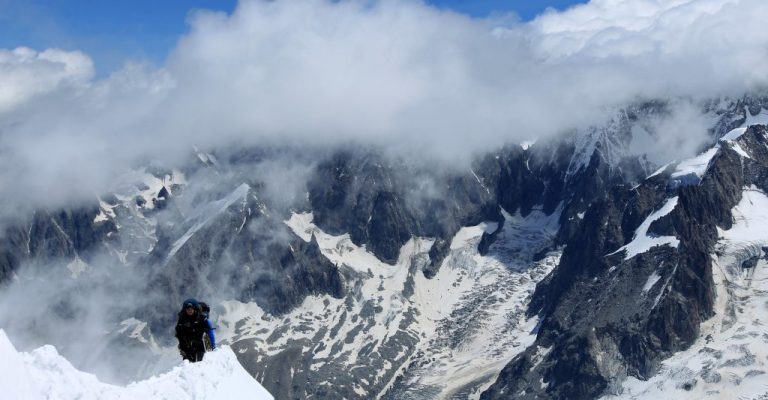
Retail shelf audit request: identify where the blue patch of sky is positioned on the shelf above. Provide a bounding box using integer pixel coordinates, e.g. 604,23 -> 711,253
0,0 -> 239,74
429,0 -> 586,19
0,0 -> 586,75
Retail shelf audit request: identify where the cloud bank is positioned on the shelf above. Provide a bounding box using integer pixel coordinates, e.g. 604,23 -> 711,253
1,0 -> 768,212
0,47 -> 92,113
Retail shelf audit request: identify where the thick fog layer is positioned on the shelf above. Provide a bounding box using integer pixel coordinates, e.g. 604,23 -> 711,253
0,0 -> 766,212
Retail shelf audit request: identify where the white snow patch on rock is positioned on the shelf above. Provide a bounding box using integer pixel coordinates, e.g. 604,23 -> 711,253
720,126 -> 748,142
728,142 -> 751,159
743,107 -> 768,127
641,271 -> 662,294
673,113 -> 766,184
450,221 -> 498,250
610,197 -> 679,260
671,147 -> 719,181
284,212 -> 316,242
645,163 -> 671,180
94,198 -> 117,223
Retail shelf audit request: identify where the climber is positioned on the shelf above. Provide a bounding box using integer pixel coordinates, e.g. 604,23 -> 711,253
175,298 -> 216,362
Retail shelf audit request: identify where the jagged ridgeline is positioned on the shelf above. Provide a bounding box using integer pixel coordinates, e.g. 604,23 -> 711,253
2,95 -> 768,399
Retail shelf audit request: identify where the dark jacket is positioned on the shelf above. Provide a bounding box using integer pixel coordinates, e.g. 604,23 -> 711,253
175,299 -> 216,352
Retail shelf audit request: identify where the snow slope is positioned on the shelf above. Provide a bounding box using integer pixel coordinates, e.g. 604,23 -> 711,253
0,329 -> 274,400
670,148 -> 719,182
671,115 -> 768,185
216,206 -> 561,399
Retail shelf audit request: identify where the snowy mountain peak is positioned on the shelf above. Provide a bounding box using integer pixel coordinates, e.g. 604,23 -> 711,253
0,329 -> 274,400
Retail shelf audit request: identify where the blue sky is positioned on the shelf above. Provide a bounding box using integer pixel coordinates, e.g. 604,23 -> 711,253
0,0 -> 586,74
428,0 -> 586,19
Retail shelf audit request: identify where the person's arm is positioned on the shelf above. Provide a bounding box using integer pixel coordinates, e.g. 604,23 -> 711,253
175,320 -> 186,356
206,319 -> 216,350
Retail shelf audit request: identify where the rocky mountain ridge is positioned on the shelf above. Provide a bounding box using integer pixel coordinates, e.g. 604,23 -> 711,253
2,95 -> 768,399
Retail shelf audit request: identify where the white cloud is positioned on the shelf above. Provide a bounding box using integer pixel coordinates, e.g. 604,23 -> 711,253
628,99 -> 715,164
1,0 -> 768,212
0,47 -> 93,113
528,0 -> 768,96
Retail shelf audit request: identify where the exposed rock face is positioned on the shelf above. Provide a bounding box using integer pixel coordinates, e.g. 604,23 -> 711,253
308,149 -> 502,272
482,125 -> 768,399
0,205 -> 117,282
143,184 -> 346,331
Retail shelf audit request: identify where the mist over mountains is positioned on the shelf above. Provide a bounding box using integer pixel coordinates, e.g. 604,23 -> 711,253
3,1 -> 768,399
2,0 -> 767,214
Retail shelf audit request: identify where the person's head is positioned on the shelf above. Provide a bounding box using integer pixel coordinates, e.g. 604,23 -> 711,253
184,301 -> 197,316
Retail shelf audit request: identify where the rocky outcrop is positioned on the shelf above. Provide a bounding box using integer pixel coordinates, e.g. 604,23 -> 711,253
144,184 -> 346,331
482,126 -> 768,399
308,149 -> 501,273
0,204 -> 117,282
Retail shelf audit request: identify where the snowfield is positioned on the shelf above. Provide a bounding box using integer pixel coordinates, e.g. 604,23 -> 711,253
217,207 -> 562,399
0,329 -> 273,400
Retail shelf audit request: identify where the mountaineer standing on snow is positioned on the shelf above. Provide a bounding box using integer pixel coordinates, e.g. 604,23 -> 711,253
175,298 -> 216,362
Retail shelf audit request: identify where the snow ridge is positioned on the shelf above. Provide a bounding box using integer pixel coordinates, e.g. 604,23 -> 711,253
0,329 -> 273,400
670,108 -> 768,185
167,183 -> 251,260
